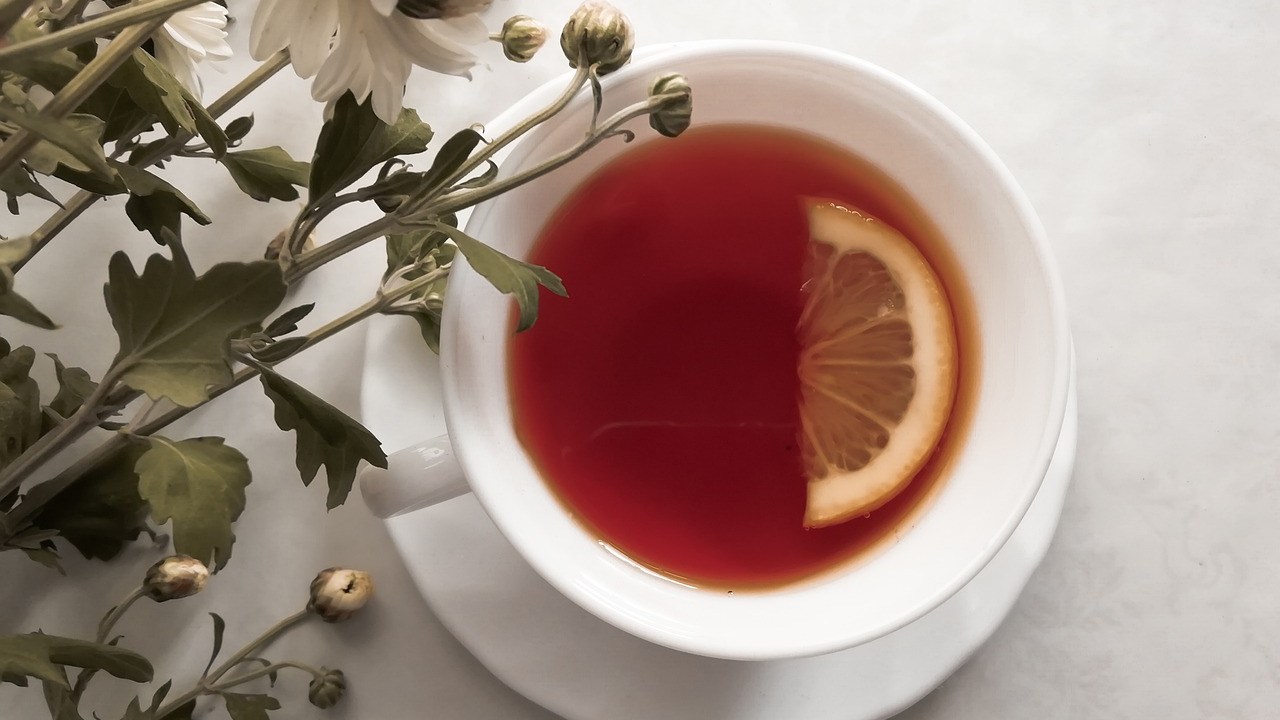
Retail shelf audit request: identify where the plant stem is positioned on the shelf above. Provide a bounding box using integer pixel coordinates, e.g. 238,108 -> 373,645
209,660 -> 323,690
0,372 -> 117,500
431,62 -> 592,201
283,215 -> 400,283
0,0 -> 205,64
0,0 -> 36,37
11,50 -> 291,273
0,16 -> 163,179
69,585 -> 147,704
1,268 -> 446,537
154,610 -> 310,718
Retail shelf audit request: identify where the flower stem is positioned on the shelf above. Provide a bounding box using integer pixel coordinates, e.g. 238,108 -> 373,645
0,16 -> 163,180
152,610 -> 310,718
0,371 -> 118,501
209,660 -> 323,690
10,50 -> 291,273
0,0 -> 205,65
69,585 -> 147,704
0,267 -> 447,539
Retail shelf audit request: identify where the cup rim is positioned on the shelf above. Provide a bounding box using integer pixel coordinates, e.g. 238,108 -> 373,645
441,39 -> 1071,659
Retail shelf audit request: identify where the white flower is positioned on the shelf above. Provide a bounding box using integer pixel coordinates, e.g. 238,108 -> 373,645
250,0 -> 488,124
152,2 -> 232,97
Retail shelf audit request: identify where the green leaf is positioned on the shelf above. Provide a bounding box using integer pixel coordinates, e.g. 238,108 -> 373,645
29,440 -> 149,561
222,693 -> 280,720
221,147 -> 309,202
3,19 -> 82,91
121,680 -> 174,720
0,164 -> 60,213
0,634 -> 153,688
79,83 -> 154,145
263,303 -> 314,337
432,224 -> 567,331
452,159 -> 499,190
21,546 -> 66,575
0,269 -> 57,329
248,336 -> 308,364
259,368 -> 387,509
309,92 -> 433,202
156,700 -> 195,720
418,128 -> 483,195
136,436 -> 250,570
224,115 -> 254,143
202,613 -> 224,677
104,252 -> 286,406
0,108 -> 114,180
0,345 -> 43,468
47,353 -> 98,418
188,96 -> 227,159
115,162 -> 210,244
110,50 -> 195,136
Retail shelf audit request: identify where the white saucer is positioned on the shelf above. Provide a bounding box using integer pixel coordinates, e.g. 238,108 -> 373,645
361,311 -> 1077,720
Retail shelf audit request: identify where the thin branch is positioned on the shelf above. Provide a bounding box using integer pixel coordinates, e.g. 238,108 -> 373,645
11,50 -> 292,273
0,0 -> 205,64
0,17 -> 164,177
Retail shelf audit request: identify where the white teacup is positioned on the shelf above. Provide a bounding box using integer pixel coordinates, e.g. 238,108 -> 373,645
359,41 -> 1070,661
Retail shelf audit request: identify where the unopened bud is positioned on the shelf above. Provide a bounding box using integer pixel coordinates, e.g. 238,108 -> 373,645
143,555 -> 209,602
496,15 -> 547,63
560,0 -> 634,75
308,667 -> 346,709
648,73 -> 693,138
307,568 -> 374,623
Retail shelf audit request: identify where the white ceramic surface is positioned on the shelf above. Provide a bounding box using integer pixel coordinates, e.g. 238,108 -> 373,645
387,41 -> 1073,660
374,355 -> 1076,720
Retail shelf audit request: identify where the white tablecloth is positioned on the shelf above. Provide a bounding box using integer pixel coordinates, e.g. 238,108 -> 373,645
4,1 -> 1278,718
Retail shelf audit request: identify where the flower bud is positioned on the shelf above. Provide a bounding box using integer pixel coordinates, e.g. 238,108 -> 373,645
560,0 -> 634,75
648,73 -> 693,138
307,568 -> 374,623
143,555 -> 209,602
496,15 -> 547,63
308,667 -> 346,709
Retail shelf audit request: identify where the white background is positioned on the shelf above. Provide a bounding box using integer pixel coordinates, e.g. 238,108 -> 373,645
4,0 -> 1279,718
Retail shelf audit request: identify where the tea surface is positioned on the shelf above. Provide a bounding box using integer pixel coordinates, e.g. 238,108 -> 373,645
509,124 -> 976,588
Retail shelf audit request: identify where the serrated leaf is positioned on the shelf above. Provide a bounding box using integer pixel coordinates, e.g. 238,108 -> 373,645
110,50 -> 195,136
104,252 -> 286,406
29,440 -> 149,561
0,271 -> 57,329
48,353 -> 98,418
431,224 -> 567,331
136,436 -> 250,570
309,93 -> 433,202
4,19 -> 82,91
0,634 -> 152,688
221,147 -> 309,202
202,613 -> 224,677
259,368 -> 387,508
0,164 -> 60,213
263,303 -> 314,337
1,345 -> 43,468
115,162 -> 210,244
222,693 -> 280,720
79,83 -> 153,145
0,108 -> 113,180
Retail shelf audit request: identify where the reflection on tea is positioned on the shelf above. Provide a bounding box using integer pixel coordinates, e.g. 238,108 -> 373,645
509,125 -> 977,588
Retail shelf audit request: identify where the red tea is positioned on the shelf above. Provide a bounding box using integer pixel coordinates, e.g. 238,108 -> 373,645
509,125 -> 977,589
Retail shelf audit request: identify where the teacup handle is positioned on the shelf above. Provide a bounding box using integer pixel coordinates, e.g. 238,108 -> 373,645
358,434 -> 470,519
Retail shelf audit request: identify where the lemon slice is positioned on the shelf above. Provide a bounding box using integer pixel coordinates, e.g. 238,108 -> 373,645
798,200 -> 958,528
